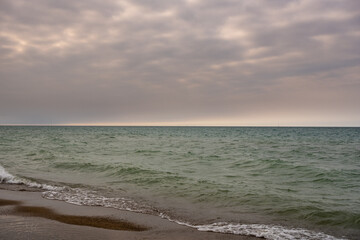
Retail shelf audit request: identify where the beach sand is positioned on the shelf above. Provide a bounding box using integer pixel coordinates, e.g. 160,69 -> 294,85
0,188 -> 260,240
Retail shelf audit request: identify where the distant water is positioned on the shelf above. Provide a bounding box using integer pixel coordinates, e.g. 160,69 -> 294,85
0,126 -> 359,239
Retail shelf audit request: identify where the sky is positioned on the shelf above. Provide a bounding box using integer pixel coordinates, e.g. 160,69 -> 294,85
0,0 -> 359,126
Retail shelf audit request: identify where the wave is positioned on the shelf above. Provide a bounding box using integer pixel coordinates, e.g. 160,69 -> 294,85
0,165 -> 19,184
158,214 -> 346,240
0,165 -> 60,191
0,165 -> 346,240
52,162 -> 115,172
42,189 -> 158,215
194,222 -> 346,240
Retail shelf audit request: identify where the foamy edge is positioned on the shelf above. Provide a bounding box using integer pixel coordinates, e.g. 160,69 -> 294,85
0,165 -> 347,240
0,165 -> 62,191
194,222 -> 346,240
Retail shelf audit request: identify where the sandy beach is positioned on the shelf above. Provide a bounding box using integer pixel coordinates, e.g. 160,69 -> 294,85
0,188 -> 259,240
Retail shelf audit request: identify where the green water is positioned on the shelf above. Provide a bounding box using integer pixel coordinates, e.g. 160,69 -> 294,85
0,127 -> 359,239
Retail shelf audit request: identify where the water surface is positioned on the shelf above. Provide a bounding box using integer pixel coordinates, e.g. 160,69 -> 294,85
1,126 -> 359,239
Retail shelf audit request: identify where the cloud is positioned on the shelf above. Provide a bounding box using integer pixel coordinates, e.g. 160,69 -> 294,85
0,0 -> 359,125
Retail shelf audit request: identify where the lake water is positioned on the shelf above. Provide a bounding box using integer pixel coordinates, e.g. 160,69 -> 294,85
1,126 -> 359,239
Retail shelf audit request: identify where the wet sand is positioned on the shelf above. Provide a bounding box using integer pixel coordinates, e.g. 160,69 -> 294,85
0,188 -> 260,240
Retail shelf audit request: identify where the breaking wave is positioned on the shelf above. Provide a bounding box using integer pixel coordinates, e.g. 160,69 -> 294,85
0,164 -> 347,240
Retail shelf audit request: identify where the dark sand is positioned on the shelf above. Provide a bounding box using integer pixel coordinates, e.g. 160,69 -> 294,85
0,188 -> 260,240
1,201 -> 146,231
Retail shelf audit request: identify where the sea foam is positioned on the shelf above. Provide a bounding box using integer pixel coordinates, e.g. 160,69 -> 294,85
0,164 -> 61,191
0,164 -> 347,240
194,222 -> 346,240
0,165 -> 22,184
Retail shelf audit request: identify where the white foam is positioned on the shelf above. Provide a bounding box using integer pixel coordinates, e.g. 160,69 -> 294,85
194,222 -> 347,240
0,165 -> 155,214
0,164 -> 62,191
0,165 -> 22,184
42,188 -> 157,214
158,213 -> 346,240
0,165 -> 346,240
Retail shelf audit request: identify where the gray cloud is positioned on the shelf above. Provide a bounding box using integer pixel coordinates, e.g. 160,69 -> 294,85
0,0 -> 359,125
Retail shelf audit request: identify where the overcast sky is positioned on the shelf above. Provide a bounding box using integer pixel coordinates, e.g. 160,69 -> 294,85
0,0 -> 359,126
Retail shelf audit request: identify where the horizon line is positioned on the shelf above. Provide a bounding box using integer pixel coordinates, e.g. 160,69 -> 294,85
0,124 -> 359,128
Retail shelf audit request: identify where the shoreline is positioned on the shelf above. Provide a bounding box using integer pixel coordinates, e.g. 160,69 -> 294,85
0,188 -> 259,240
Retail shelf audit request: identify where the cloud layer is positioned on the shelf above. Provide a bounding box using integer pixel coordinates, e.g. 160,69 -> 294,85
1,0 -> 359,125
